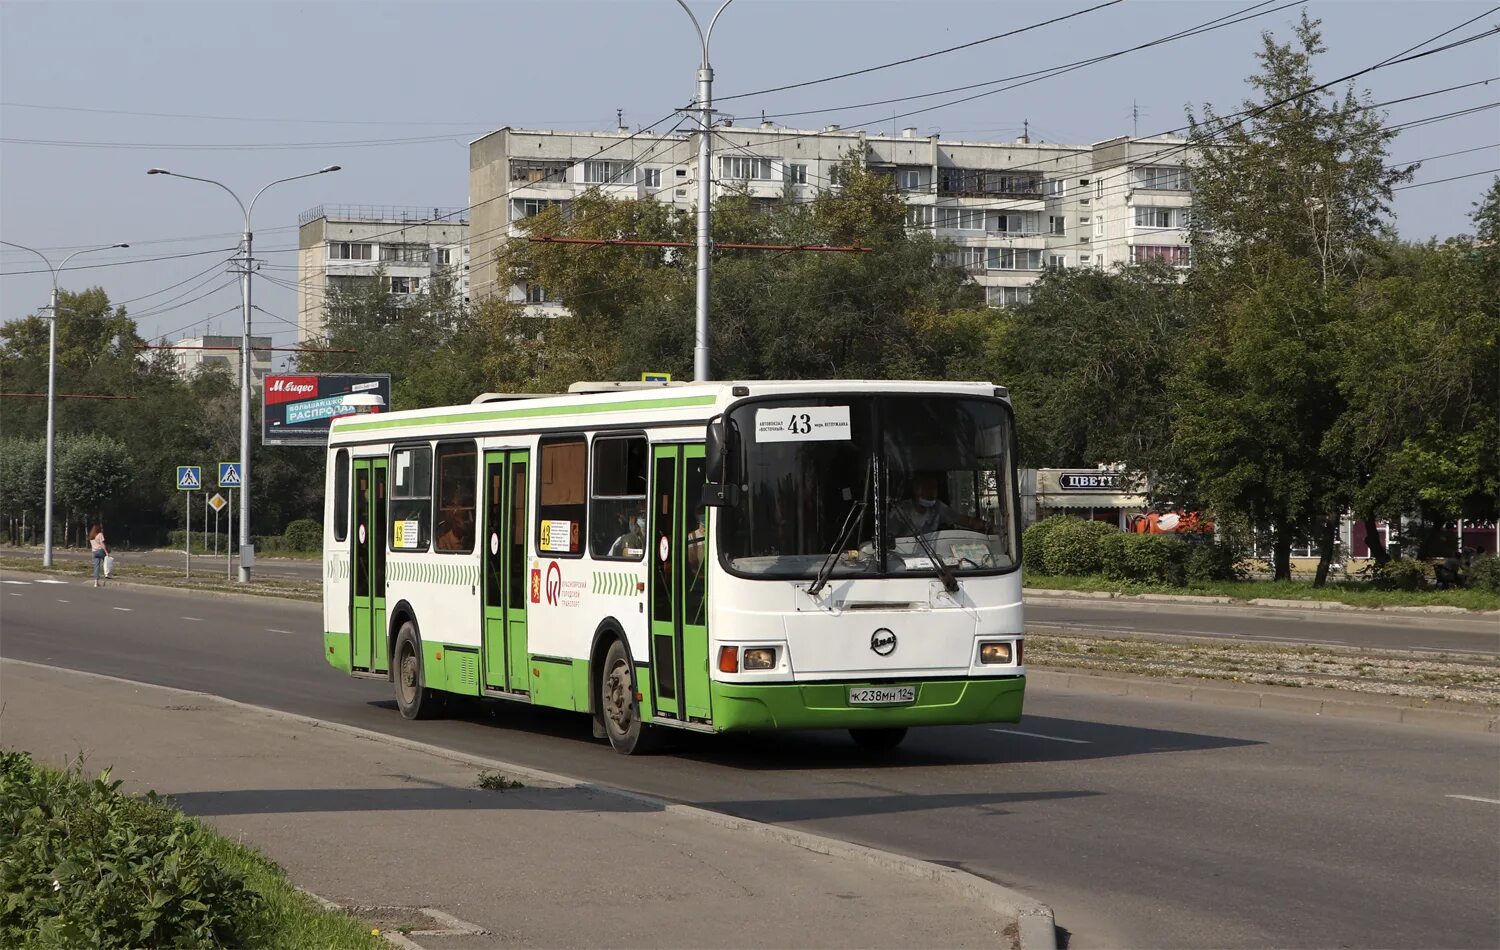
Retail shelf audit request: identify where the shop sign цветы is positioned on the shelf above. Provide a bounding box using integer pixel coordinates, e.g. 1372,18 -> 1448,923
1059,472 -> 1123,491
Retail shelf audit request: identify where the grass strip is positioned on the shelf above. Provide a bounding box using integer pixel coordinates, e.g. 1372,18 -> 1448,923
0,557 -> 319,603
0,750 -> 380,949
1029,632 -> 1500,706
1027,574 -> 1500,611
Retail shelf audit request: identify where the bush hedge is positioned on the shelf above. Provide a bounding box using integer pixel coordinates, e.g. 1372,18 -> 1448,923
1369,559 -> 1433,591
0,751 -> 260,947
1099,533 -> 1189,585
1041,518 -> 1117,576
1466,554 -> 1500,593
1021,515 -> 1068,574
281,519 -> 321,552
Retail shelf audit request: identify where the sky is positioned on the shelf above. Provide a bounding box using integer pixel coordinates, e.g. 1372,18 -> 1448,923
2,0 -> 1496,357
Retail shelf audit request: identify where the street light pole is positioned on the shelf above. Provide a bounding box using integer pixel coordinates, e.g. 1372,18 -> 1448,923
1,240 -> 129,567
673,0 -> 734,382
148,165 -> 340,582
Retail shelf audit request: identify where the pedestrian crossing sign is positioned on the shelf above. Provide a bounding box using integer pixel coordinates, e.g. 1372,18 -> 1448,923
176,466 -> 202,491
218,462 -> 242,488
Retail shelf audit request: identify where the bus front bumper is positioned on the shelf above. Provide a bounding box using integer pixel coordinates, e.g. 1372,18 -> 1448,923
708,675 -> 1025,732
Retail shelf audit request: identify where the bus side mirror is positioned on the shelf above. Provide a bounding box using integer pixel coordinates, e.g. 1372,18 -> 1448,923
705,418 -> 726,482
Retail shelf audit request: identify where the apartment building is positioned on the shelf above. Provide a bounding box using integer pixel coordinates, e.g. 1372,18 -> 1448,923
171,334 -> 273,387
468,124 -> 1196,311
296,205 -> 470,342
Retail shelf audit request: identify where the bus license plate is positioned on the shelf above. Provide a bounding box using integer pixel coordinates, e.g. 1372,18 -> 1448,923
849,686 -> 915,705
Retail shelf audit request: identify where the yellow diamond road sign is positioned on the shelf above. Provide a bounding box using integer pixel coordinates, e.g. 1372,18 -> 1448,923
208,493 -> 227,513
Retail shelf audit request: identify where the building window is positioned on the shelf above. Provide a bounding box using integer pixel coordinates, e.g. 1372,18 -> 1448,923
1079,197 -> 1091,206
941,247 -> 986,271
1043,179 -> 1065,197
1134,166 -> 1190,191
992,213 -> 1032,234
590,436 -> 648,561
897,168 -> 922,190
676,168 -> 688,177
536,437 -> 587,557
1049,216 -> 1066,236
1079,215 -> 1091,225
987,248 -> 1043,270
986,286 -> 1032,308
525,283 -> 549,304
905,206 -> 934,229
1132,245 -> 1191,266
381,244 -> 429,264
785,163 -> 808,185
512,198 -> 562,220
434,247 -> 451,266
327,275 -> 374,295
1048,255 -> 1067,270
639,167 -> 662,187
933,208 -> 984,230
389,276 -> 424,294
584,159 -> 631,184
328,242 -> 372,261
390,444 -> 432,552
435,442 -> 477,554
510,159 -> 570,184
1134,207 -> 1177,228
720,156 -> 773,180
1079,254 -> 1092,265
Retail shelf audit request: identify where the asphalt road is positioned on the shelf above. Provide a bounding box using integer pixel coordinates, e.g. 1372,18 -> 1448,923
3,570 -> 1497,948
23,549 -> 1497,654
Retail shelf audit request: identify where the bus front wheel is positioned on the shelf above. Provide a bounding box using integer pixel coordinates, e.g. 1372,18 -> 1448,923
601,640 -> 657,755
849,727 -> 907,751
394,622 -> 442,721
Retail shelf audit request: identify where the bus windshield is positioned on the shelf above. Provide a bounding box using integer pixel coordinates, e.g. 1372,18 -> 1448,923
720,395 -> 1017,580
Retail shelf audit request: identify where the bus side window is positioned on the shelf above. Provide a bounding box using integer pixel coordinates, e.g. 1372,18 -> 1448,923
590,436 -> 648,561
537,437 -> 587,557
333,449 -> 349,542
435,442 -> 478,554
391,445 -> 433,551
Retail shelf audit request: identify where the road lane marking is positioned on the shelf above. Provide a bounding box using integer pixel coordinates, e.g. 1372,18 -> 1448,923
111,607 -> 132,612
7,593 -> 20,597
57,599 -> 70,603
266,628 -> 296,635
3,580 -> 31,585
1445,794 -> 1500,805
35,579 -> 69,585
990,728 -> 1092,744
181,616 -> 205,622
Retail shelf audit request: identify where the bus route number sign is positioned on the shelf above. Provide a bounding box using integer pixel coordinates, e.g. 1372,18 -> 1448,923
755,406 -> 851,443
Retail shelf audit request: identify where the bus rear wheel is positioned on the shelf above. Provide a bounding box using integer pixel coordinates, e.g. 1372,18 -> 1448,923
394,622 -> 442,721
849,727 -> 907,751
601,640 -> 656,755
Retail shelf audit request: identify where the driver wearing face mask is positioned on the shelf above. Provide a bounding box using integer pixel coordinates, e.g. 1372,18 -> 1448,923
609,502 -> 648,558
889,473 -> 988,536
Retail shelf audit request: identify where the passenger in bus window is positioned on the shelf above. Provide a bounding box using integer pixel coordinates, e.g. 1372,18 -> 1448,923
889,472 -> 989,536
608,500 -> 647,558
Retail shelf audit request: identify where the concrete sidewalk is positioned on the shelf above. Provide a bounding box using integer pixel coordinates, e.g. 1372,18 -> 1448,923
0,660 -> 1018,949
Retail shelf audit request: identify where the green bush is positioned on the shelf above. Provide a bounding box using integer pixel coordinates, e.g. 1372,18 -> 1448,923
1465,554 -> 1500,593
1369,558 -> 1432,591
1184,541 -> 1239,582
1102,533 -> 1189,586
282,519 -> 321,551
1041,518 -> 1117,575
1022,515 -> 1069,574
0,750 -> 261,947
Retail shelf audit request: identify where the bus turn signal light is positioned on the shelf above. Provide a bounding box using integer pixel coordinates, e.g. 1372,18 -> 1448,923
718,646 -> 739,673
979,642 -> 1013,664
743,648 -> 776,670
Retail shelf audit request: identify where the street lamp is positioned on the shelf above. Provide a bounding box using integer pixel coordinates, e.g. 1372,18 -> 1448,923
148,164 -> 341,582
672,0 -> 734,381
0,239 -> 129,567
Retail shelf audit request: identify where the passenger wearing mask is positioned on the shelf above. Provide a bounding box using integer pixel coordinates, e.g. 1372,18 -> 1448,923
609,502 -> 648,558
888,473 -> 988,536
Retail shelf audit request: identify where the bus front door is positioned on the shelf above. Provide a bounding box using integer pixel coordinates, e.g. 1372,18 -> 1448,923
482,450 -> 530,694
351,458 -> 387,672
648,444 -> 711,722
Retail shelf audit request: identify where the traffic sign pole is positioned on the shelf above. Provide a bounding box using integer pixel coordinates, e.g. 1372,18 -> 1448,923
185,490 -> 192,579
227,489 -> 234,581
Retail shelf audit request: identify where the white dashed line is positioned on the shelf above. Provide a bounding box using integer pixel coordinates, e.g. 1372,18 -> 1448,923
36,579 -> 69,585
266,628 -> 296,635
181,617 -> 204,622
1446,794 -> 1500,805
3,580 -> 31,585
991,728 -> 1092,744
57,599 -> 71,603
111,606 -> 132,612
7,593 -> 21,597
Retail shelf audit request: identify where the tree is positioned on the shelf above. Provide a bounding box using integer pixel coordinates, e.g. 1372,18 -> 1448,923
0,439 -> 46,544
55,434 -> 132,545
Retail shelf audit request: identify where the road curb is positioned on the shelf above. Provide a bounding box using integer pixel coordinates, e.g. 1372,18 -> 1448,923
1024,587 -> 1497,615
1,657 -> 1057,950
1028,669 -> 1499,733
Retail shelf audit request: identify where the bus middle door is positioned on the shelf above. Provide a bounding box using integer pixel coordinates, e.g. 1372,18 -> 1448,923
648,444 -> 710,722
351,457 -> 387,673
482,450 -> 530,694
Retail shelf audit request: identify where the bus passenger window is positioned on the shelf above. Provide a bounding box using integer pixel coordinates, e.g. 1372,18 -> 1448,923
390,445 -> 432,551
590,436 -> 648,560
333,449 -> 349,542
435,442 -> 477,554
537,437 -> 586,556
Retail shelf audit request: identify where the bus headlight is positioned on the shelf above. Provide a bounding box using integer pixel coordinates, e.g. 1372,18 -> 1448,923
978,642 -> 1013,665
743,647 -> 777,670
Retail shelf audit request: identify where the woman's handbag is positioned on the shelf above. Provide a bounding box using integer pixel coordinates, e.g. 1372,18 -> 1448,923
103,555 -> 116,578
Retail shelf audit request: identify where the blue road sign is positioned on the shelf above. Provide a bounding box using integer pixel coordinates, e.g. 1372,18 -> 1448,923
218,462 -> 242,488
176,466 -> 202,491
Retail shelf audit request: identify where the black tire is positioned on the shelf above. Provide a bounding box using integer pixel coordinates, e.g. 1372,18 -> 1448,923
599,639 -> 657,755
849,727 -> 908,751
393,621 -> 443,721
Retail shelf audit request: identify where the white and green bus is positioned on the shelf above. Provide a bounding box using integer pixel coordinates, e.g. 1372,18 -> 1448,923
322,380 -> 1026,754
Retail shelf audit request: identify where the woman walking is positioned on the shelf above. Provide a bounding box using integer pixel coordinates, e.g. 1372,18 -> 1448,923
89,524 -> 109,587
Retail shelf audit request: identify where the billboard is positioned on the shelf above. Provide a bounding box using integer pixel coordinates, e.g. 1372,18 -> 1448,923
262,373 -> 391,445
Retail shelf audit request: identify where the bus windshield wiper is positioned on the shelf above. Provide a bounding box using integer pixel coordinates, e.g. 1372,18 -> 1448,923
891,506 -> 959,594
807,498 -> 866,597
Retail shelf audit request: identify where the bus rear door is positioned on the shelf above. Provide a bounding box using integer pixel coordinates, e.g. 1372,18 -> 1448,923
351,457 -> 388,673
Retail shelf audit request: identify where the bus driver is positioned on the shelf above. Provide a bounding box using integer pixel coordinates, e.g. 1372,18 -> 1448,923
888,472 -> 989,536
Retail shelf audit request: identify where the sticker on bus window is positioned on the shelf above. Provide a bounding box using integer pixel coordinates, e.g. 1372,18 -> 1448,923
755,406 -> 851,443
393,519 -> 421,549
539,519 -> 573,553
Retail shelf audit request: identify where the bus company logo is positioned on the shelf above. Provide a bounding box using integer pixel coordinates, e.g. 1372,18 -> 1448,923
265,376 -> 318,405
529,562 -> 542,604
870,628 -> 897,656
545,561 -> 562,606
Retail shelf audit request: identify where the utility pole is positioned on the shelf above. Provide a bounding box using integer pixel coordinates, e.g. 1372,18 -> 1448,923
673,0 -> 735,382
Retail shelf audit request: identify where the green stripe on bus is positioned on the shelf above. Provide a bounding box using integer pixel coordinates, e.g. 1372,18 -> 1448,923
335,394 -> 718,434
